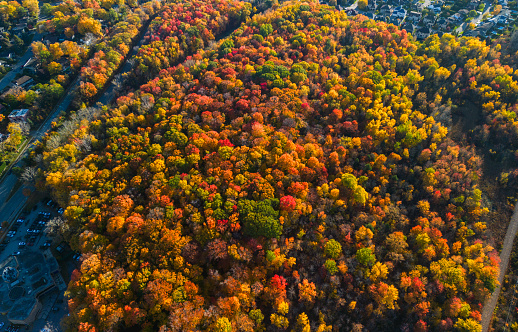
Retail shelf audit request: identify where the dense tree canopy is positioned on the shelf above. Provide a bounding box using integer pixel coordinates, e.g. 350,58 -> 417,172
32,0 -> 518,331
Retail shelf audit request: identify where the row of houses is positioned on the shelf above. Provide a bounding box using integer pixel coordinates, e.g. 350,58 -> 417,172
349,0 -> 498,39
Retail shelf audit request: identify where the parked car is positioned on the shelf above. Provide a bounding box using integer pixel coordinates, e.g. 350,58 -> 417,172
18,242 -> 25,248
12,252 -> 20,256
15,219 -> 23,224
57,208 -> 64,215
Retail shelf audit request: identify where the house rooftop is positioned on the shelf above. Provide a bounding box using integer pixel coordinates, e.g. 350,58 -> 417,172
14,76 -> 32,86
9,109 -> 29,117
0,251 -> 59,325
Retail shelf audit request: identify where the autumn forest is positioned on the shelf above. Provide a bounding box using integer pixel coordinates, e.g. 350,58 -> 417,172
18,0 -> 518,330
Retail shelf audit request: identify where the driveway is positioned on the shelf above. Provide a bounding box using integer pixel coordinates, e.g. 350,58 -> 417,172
0,32 -> 42,92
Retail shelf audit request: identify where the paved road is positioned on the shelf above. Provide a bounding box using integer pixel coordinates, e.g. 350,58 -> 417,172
0,32 -> 42,92
0,74 -> 80,247
455,1 -> 504,35
0,1 -> 157,233
481,200 -> 518,331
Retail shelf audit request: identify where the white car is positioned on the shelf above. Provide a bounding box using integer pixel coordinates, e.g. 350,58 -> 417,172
18,242 -> 25,246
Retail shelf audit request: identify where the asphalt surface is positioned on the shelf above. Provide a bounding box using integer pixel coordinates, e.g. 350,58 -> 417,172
481,201 -> 518,331
455,1 -> 508,35
0,204 -> 72,332
0,32 -> 42,92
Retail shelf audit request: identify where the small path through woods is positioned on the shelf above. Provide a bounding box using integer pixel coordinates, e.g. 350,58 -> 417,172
482,201 -> 518,331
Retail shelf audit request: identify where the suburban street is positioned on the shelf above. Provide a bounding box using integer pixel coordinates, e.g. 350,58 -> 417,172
0,30 -> 139,332
0,0 -> 152,272
0,32 -> 42,92
455,0 -> 508,35
0,74 -> 81,268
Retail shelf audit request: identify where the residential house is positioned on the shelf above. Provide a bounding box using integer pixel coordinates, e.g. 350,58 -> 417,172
43,35 -> 58,46
8,109 -> 29,122
446,16 -> 457,26
497,14 -> 508,24
367,0 -> 377,11
14,76 -> 33,89
423,15 -> 437,28
449,13 -> 463,22
389,16 -> 402,26
407,11 -> 422,22
458,9 -> 469,18
380,4 -> 393,16
437,17 -> 449,29
469,0 -> 480,9
464,29 -> 480,37
402,22 -> 415,34
413,0 -> 425,11
478,22 -> 495,35
23,66 -> 37,75
416,27 -> 432,40
428,4 -> 442,14
11,24 -> 26,37
0,86 -> 17,101
392,6 -> 407,19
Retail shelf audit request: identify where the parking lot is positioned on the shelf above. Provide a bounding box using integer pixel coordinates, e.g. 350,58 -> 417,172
0,202 -> 57,263
0,199 -> 73,332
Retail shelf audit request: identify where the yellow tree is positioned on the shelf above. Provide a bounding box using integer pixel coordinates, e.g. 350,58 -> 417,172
48,61 -> 62,75
369,282 -> 399,313
357,0 -> 368,10
49,42 -> 64,60
22,0 -> 38,17
77,14 -> 102,36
